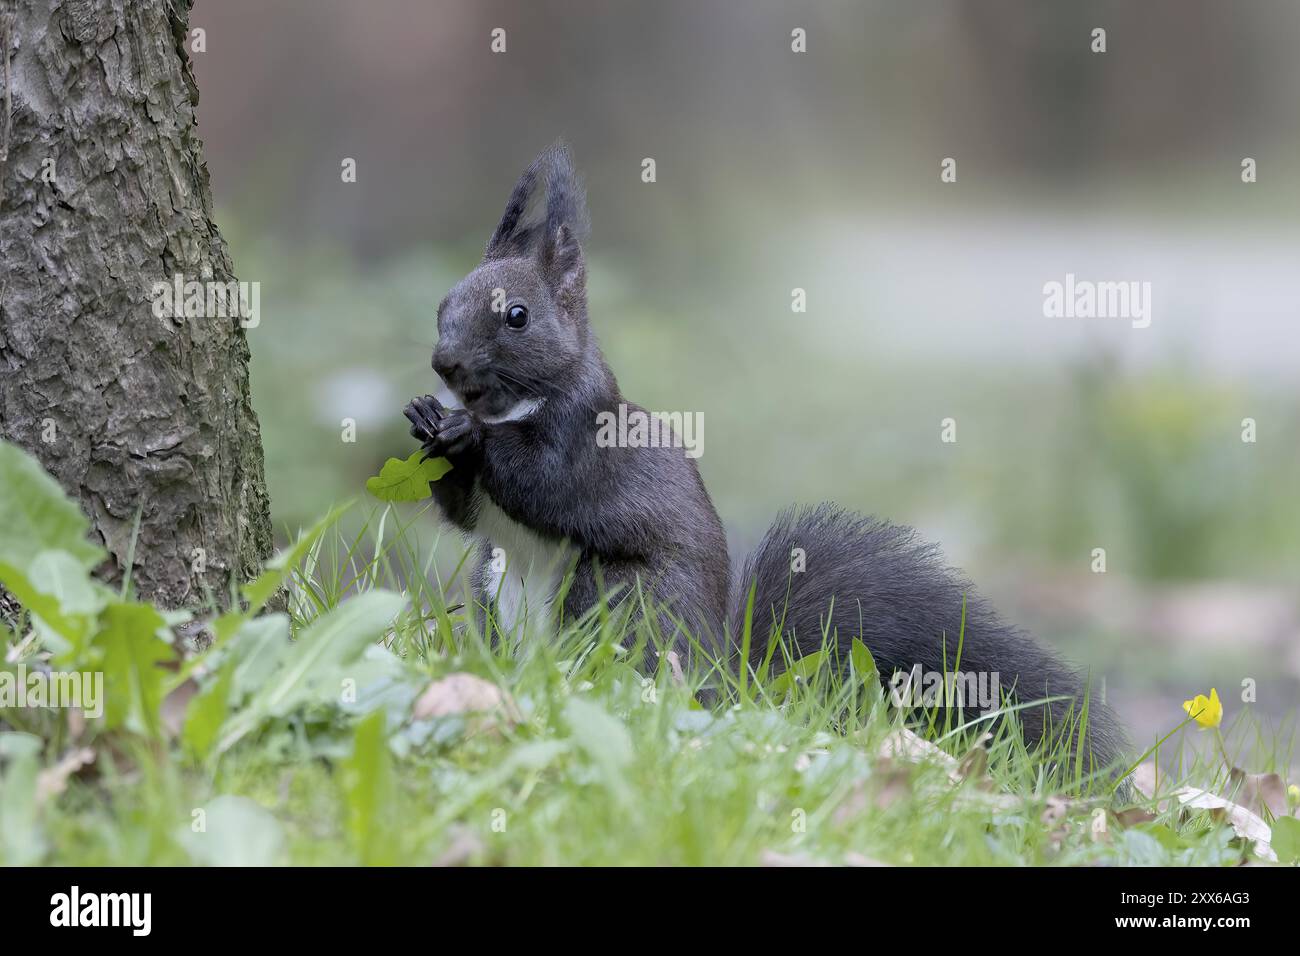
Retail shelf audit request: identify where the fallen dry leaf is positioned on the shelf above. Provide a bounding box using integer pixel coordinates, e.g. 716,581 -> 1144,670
665,650 -> 685,686
1130,761 -> 1159,799
878,728 -> 961,784
1227,768 -> 1288,819
1041,795 -> 1078,850
412,672 -> 519,725
433,825 -> 485,866
1128,761 -> 1173,812
35,747 -> 95,806
956,745 -> 989,784
871,730 -> 1024,815
1175,786 -> 1276,862
1041,795 -> 1075,828
1113,807 -> 1157,827
833,761 -> 914,825
872,764 -> 914,812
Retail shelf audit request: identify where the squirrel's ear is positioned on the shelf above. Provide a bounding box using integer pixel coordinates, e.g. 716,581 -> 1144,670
541,223 -> 585,313
484,158 -> 542,260
485,142 -> 587,263
536,143 -> 588,313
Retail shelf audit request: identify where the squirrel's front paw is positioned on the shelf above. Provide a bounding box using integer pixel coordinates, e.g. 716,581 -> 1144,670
404,395 -> 479,460
431,408 -> 478,457
404,394 -> 444,442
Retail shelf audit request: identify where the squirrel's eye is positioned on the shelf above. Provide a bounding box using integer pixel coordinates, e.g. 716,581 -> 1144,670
505,304 -> 529,330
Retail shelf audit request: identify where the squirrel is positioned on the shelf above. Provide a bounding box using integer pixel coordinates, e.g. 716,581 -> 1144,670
404,144 -> 1127,781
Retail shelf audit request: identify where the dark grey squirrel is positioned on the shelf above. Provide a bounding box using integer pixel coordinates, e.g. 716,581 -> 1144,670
405,143 -> 1127,782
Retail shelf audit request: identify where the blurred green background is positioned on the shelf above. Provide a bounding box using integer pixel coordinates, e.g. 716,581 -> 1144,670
193,1 -> 1300,752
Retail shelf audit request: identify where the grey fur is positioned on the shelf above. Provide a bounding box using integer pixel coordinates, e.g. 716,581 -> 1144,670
406,144 -> 1128,780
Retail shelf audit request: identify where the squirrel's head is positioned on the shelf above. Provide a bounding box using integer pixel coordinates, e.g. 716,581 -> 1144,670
431,143 -> 590,422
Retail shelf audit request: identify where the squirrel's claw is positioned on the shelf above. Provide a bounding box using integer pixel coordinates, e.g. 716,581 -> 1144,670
407,394 -> 476,460
404,395 -> 446,441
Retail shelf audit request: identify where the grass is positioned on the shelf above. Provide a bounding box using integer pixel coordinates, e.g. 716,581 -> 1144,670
5,499 -> 1293,867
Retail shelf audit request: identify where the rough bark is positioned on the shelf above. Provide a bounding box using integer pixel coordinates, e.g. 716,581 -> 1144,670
0,0 -> 272,606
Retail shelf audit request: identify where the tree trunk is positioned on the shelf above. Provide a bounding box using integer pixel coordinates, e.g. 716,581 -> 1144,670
0,0 -> 272,606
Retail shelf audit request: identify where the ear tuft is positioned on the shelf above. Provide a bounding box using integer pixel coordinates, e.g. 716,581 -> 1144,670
541,144 -> 589,247
484,141 -> 588,261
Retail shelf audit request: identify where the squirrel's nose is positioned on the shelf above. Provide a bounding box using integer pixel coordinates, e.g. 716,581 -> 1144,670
432,351 -> 464,386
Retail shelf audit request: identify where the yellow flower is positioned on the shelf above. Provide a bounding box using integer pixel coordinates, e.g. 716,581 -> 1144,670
1289,784 -> 1300,806
1182,688 -> 1222,728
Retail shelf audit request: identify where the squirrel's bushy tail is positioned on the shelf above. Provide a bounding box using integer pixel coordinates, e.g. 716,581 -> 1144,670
730,503 -> 1127,781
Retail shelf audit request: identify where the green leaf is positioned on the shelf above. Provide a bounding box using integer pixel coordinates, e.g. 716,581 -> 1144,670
95,602 -> 172,737
564,696 -> 633,804
0,733 -> 46,865
850,637 -> 878,683
0,442 -> 104,573
257,592 -> 405,718
1271,815 -> 1300,864
226,614 -> 293,700
215,591 -> 406,754
1135,822 -> 1193,851
182,660 -> 235,762
27,550 -> 105,614
365,452 -> 452,502
340,710 -> 395,864
767,649 -> 828,697
0,559 -> 94,657
177,795 -> 285,866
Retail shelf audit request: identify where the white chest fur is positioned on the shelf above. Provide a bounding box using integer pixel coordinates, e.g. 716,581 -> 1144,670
471,495 -> 577,637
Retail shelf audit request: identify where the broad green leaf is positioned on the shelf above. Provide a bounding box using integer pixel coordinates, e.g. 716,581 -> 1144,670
257,591 -> 405,717
95,602 -> 171,736
215,591 -> 406,754
0,733 -> 46,865
31,549 -> 113,661
1135,821 -> 1193,851
182,660 -> 235,762
0,559 -> 94,656
564,696 -> 633,804
177,795 -> 284,866
27,549 -> 105,614
227,614 -> 293,699
171,614 -> 289,745
767,649 -> 829,697
340,710 -> 395,864
339,644 -> 422,726
1271,815 -> 1300,864
851,637 -> 878,683
0,442 -> 104,573
365,452 -> 452,502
